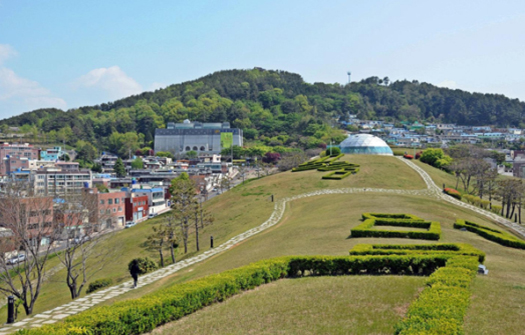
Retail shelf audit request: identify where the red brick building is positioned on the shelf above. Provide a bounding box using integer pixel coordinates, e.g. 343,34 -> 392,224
84,189 -> 127,229
0,143 -> 39,175
125,194 -> 149,222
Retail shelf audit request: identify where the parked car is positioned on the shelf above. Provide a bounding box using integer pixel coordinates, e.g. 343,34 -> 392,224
148,213 -> 158,219
7,254 -> 26,265
125,221 -> 136,229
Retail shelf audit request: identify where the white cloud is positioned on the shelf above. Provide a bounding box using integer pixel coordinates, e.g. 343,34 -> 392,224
437,80 -> 457,89
74,66 -> 143,100
0,44 -> 16,65
0,45 -> 67,116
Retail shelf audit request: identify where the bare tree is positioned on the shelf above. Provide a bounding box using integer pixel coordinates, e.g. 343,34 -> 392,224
52,192 -> 116,300
0,182 -> 59,316
193,200 -> 214,252
145,224 -> 166,267
278,152 -> 308,171
170,174 -> 198,254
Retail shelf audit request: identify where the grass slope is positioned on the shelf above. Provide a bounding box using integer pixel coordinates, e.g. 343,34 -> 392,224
6,155 -> 525,335
149,276 -> 425,335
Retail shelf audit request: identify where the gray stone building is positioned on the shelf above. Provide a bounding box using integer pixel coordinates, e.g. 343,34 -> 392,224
154,120 -> 243,155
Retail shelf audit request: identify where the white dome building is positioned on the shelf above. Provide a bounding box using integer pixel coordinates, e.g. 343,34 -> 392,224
338,134 -> 393,155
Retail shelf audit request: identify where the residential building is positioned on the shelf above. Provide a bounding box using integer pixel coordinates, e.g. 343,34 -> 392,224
125,194 -> 149,222
84,188 -> 127,229
33,168 -> 92,196
40,146 -> 65,161
131,187 -> 166,214
0,143 -> 39,175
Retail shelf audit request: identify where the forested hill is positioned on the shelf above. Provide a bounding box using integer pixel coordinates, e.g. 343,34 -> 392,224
1,68 -> 524,157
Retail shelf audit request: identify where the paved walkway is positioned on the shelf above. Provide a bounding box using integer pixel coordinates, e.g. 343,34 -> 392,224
2,158 -> 524,333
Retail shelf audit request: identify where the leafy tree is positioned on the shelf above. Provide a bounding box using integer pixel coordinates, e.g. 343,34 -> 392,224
262,152 -> 281,164
156,151 -> 175,159
91,163 -> 102,173
185,150 -> 198,159
131,157 -> 144,169
326,147 -> 341,156
113,158 -> 126,178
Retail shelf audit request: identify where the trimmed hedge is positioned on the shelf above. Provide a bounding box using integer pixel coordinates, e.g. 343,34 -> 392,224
321,169 -> 353,180
351,213 -> 442,240
349,243 -> 485,263
16,253 -> 476,335
292,154 -> 360,180
395,256 -> 478,334
86,278 -> 113,294
455,219 -> 525,249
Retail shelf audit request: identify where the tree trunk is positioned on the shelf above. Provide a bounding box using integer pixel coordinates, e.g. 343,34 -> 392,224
195,213 -> 200,252
170,244 -> 175,264
158,247 -> 164,267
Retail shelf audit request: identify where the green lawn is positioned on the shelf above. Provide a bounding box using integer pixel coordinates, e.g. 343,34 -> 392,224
149,276 -> 426,335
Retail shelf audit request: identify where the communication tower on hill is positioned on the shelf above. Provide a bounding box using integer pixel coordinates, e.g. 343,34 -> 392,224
347,71 -> 351,84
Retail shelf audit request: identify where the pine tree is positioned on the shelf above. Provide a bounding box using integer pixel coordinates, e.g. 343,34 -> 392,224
114,158 -> 126,178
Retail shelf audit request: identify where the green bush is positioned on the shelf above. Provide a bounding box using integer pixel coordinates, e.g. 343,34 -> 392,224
321,169 -> 353,180
17,253 -> 477,335
351,213 -> 442,240
86,278 -> 113,294
454,219 -> 525,249
128,257 -> 158,275
325,147 -> 341,156
491,205 -> 502,215
349,243 -> 485,263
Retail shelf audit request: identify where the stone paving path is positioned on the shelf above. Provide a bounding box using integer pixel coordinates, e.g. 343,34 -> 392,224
3,158 -> 524,333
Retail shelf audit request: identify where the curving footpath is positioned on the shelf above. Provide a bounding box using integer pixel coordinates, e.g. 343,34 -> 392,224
1,158 -> 523,334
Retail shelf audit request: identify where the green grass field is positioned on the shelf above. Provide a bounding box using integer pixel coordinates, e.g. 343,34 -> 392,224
6,154 -> 525,335
149,276 -> 426,335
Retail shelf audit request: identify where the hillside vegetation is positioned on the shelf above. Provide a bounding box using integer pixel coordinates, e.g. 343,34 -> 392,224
2,69 -> 525,157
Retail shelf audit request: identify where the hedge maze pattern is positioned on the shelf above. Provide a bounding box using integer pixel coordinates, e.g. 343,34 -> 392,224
292,154 -> 360,180
351,213 -> 442,240
18,244 -> 483,335
455,219 -> 525,249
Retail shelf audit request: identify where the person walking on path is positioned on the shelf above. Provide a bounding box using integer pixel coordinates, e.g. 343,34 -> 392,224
129,260 -> 140,288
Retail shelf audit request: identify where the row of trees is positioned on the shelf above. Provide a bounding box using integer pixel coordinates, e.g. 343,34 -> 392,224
145,173 -> 214,267
422,145 -> 525,222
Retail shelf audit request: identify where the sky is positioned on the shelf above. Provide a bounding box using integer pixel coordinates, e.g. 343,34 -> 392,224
1,0 -> 525,119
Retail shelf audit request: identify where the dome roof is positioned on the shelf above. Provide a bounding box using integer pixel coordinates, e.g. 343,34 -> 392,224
338,134 -> 393,155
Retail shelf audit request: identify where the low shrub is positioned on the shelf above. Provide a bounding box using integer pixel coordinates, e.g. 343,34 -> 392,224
86,278 -> 113,294
325,147 -> 341,156
321,169 -> 353,180
18,253 -> 477,335
395,256 -> 478,334
491,205 -> 502,215
349,243 -> 485,263
128,257 -> 158,275
352,213 -> 441,240
443,188 -> 461,200
454,219 -> 525,249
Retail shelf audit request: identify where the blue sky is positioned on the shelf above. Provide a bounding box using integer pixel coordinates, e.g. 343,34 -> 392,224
1,0 -> 525,119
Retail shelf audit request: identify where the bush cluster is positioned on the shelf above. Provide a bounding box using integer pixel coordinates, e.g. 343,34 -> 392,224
454,219 -> 525,249
17,253 -> 476,335
351,213 -> 442,240
291,154 -> 341,172
86,278 -> 113,294
462,194 -> 491,209
443,188 -> 462,200
128,257 -> 158,275
349,243 -> 485,263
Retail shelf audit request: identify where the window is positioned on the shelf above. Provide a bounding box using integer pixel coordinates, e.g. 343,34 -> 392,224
43,222 -> 52,228
200,146 -> 205,151
100,209 -> 104,214
108,199 -> 113,205
106,209 -> 111,214
100,200 -> 105,205
113,208 -> 116,213
193,146 -> 198,151
118,207 -> 122,212
185,146 -> 191,151
115,198 -> 120,204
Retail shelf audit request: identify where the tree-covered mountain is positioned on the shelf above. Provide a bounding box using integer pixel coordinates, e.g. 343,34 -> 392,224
1,68 -> 524,158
